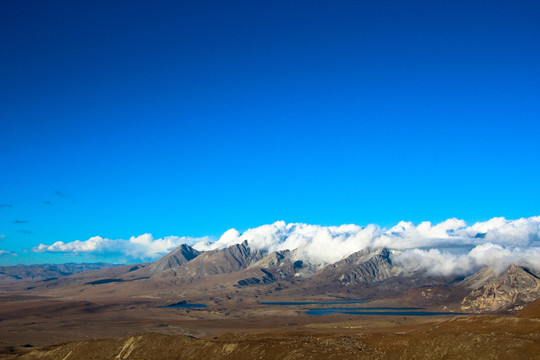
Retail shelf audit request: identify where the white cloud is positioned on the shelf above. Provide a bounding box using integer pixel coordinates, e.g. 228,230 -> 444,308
195,216 -> 540,274
392,243 -> 540,276
34,234 -> 212,261
0,249 -> 17,257
391,248 -> 474,277
32,216 -> 540,275
458,216 -> 540,246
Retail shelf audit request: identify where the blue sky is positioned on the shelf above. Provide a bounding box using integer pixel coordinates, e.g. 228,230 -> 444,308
1,1 -> 539,265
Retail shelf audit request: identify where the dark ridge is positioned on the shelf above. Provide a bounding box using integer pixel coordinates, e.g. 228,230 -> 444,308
86,277 -> 149,285
521,267 -> 540,280
237,277 -> 261,286
86,279 -> 125,285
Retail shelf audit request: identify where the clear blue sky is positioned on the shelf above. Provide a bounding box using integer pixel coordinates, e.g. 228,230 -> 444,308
1,0 -> 539,264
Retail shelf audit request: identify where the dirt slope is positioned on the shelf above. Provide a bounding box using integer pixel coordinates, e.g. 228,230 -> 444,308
13,314 -> 540,360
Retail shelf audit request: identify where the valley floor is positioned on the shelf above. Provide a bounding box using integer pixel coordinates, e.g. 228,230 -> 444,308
1,295 -> 539,359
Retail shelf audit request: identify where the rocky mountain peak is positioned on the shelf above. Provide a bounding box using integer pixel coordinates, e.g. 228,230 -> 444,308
149,244 -> 201,274
460,264 -> 540,313
311,247 -> 399,287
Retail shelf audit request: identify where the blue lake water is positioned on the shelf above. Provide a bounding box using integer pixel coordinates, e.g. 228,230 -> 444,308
305,308 -> 462,316
160,300 -> 461,316
260,301 -> 462,316
261,299 -> 368,306
161,303 -> 207,309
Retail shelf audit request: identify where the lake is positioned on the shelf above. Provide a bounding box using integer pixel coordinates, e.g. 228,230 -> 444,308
260,299 -> 368,306
160,300 -> 462,316
161,302 -> 208,309
305,307 -> 463,316
260,301 -> 462,316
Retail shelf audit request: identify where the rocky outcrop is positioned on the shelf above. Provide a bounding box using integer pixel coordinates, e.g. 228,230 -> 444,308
460,265 -> 540,313
249,250 -> 289,270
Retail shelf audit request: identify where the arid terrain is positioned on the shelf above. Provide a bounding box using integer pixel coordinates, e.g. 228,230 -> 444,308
1,242 -> 539,359
1,297 -> 539,359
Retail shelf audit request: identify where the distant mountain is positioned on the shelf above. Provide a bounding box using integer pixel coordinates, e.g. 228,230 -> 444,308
4,242 -> 540,315
0,263 -> 119,283
286,248 -> 458,301
233,250 -> 303,287
231,247 -> 406,294
149,244 -> 200,274
311,248 -> 399,285
153,241 -> 268,283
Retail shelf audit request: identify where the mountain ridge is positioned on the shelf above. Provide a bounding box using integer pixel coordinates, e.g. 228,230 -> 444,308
2,242 -> 540,314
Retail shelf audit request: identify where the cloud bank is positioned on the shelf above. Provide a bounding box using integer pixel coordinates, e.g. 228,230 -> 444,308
34,234 -> 212,262
33,216 -> 540,275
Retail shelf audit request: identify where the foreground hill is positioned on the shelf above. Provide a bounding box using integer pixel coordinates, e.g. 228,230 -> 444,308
518,297 -> 540,318
13,312 -> 540,359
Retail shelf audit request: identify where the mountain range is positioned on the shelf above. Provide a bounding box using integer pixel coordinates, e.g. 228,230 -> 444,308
0,262 -> 118,284
3,241 -> 540,314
